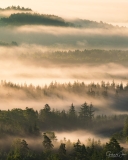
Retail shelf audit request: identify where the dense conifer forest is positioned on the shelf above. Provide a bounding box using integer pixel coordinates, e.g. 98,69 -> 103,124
0,4 -> 128,160
0,104 -> 128,159
1,49 -> 128,65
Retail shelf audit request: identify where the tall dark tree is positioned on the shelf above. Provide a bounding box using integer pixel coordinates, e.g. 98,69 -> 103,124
88,103 -> 94,122
42,133 -> 54,151
68,103 -> 77,120
123,117 -> 128,137
39,104 -> 51,129
73,139 -> 88,160
79,102 -> 93,126
104,137 -> 123,160
7,139 -> 29,160
58,143 -> 67,160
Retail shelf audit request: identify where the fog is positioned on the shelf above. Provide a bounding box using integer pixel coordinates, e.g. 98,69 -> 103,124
0,10 -> 33,18
0,47 -> 128,85
0,44 -> 128,114
55,130 -> 109,143
1,62 -> 128,85
1,0 -> 128,23
0,79 -> 128,116
0,25 -> 128,49
0,3 -> 128,157
0,130 -> 110,152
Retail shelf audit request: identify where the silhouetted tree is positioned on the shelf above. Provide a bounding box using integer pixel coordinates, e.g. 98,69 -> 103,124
104,137 -> 123,160
68,103 -> 77,120
42,133 -> 54,151
59,143 -> 67,160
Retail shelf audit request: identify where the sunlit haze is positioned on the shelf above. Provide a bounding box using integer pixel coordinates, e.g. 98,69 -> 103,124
0,0 -> 128,24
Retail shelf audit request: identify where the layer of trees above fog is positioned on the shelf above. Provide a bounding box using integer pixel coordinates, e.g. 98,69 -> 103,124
0,103 -> 94,136
0,80 -> 127,100
14,49 -> 128,65
0,6 -> 32,11
0,104 -> 127,159
0,136 -> 127,160
0,13 -> 74,26
1,49 -> 128,65
0,41 -> 18,46
0,6 -> 123,28
0,103 -> 128,137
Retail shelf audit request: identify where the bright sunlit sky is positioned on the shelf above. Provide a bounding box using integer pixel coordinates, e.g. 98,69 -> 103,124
0,0 -> 128,23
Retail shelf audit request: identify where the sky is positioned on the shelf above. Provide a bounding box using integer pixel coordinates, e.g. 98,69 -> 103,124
0,0 -> 128,23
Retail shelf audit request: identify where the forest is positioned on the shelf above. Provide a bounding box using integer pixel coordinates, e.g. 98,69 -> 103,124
0,49 -> 128,65
0,104 -> 128,160
0,6 -> 32,11
15,49 -> 128,65
0,80 -> 127,158
0,13 -> 73,27
0,41 -> 18,46
0,3 -> 128,160
0,6 -> 124,28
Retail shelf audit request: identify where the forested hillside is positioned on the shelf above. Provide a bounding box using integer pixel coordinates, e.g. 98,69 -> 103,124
4,49 -> 128,65
0,105 -> 127,159
0,6 -> 32,11
1,13 -> 73,26
0,2 -> 128,159
0,6 -> 124,28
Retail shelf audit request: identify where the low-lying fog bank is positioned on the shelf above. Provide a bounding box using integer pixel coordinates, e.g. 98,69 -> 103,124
0,80 -> 128,115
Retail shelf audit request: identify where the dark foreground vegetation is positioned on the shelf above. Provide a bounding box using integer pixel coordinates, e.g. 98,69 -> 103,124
0,103 -> 123,135
0,104 -> 128,159
0,102 -> 128,137
0,135 -> 127,160
0,103 -> 128,160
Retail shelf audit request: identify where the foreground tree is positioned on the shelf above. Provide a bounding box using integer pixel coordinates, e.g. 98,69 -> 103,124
103,137 -> 124,160
7,139 -> 29,160
58,143 -> 67,160
79,102 -> 94,127
123,117 -> 128,137
42,133 -> 54,151
72,139 -> 88,160
68,103 -> 77,117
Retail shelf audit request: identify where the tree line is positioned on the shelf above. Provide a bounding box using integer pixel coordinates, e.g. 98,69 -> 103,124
0,5 -> 122,29
0,41 -> 18,46
0,103 -> 94,136
14,49 -> 128,66
0,80 -> 127,100
0,134 -> 127,160
0,6 -> 32,11
0,103 -> 127,137
1,13 -> 74,27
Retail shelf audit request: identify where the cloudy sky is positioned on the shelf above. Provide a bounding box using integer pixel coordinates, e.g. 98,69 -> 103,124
0,0 -> 128,23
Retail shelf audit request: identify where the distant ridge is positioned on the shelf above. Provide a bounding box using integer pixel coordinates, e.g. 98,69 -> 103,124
0,6 -> 126,28
0,6 -> 32,11
0,13 -> 74,27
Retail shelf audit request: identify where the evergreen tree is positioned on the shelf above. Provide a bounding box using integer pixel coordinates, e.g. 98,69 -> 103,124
7,139 -> 29,160
42,133 -> 54,151
104,137 -> 123,160
58,143 -> 67,160
123,117 -> 128,137
68,103 -> 77,120
73,139 -> 88,160
79,102 -> 94,126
